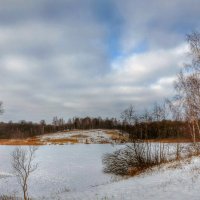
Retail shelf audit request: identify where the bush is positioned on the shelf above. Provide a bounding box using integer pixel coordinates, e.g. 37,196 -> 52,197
186,143 -> 200,157
0,196 -> 19,200
103,141 -> 168,175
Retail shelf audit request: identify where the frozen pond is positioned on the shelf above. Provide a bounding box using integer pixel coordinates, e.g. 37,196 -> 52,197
0,144 -> 123,199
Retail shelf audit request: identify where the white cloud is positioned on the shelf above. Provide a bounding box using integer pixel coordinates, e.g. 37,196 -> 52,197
109,44 -> 188,86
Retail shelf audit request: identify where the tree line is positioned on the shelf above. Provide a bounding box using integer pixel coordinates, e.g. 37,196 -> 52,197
0,117 -> 120,139
0,113 -> 193,140
120,103 -> 190,140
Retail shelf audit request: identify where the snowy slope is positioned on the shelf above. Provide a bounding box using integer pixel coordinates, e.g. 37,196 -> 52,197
59,156 -> 200,200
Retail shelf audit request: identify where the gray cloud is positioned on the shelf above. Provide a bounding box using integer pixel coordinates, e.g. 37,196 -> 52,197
115,0 -> 200,52
0,0 -> 199,122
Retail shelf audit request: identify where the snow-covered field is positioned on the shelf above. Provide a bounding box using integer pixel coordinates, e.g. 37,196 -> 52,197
0,144 -> 123,199
0,143 -> 200,199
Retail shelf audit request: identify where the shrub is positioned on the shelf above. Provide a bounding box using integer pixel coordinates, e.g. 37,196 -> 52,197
103,141 -> 168,176
0,195 -> 19,200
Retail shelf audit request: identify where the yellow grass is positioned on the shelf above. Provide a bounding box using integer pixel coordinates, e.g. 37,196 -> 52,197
0,138 -> 43,146
48,138 -> 78,144
0,136 -> 78,145
105,130 -> 119,135
146,138 -> 199,143
71,134 -> 89,138
105,130 -> 129,142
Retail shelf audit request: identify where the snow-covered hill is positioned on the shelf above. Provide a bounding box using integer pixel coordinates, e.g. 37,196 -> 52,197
39,129 -> 128,144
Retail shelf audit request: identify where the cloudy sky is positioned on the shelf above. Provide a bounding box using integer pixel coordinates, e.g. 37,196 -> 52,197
0,0 -> 199,123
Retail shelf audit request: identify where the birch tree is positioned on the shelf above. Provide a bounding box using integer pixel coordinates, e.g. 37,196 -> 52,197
174,32 -> 200,142
0,101 -> 3,115
12,147 -> 38,200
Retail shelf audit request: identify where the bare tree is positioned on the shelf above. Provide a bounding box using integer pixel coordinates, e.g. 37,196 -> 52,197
186,31 -> 200,71
0,101 -> 4,115
175,70 -> 200,141
152,102 -> 167,122
166,98 -> 183,122
121,105 -> 136,125
40,120 -> 46,135
140,108 -> 153,139
11,147 -> 38,200
173,32 -> 200,142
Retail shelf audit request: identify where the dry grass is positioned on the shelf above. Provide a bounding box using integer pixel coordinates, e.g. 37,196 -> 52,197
71,134 -> 89,138
146,138 -> 200,143
105,130 -> 128,142
48,138 -> 78,144
0,138 -> 43,146
0,136 -> 198,146
111,135 -> 127,141
167,161 -> 182,170
99,140 -> 110,144
0,136 -> 79,145
127,166 -> 143,176
127,166 -> 154,176
105,130 -> 119,135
